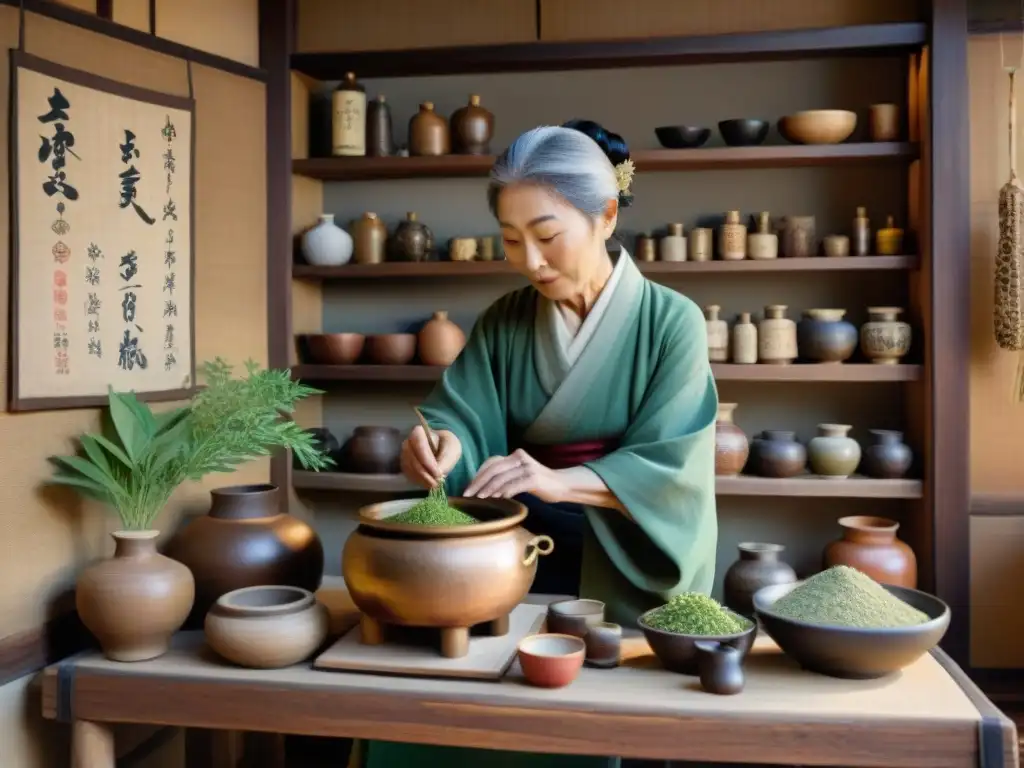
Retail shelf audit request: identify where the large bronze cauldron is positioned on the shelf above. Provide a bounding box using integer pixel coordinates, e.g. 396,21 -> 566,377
342,497 -> 554,658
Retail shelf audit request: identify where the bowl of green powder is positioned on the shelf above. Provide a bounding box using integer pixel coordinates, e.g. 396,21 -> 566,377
752,565 -> 950,679
358,488 -> 528,538
638,593 -> 756,675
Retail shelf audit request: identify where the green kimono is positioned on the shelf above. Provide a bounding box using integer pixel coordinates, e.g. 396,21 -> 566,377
366,253 -> 718,768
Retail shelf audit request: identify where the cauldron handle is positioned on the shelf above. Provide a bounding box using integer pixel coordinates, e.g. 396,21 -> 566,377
522,535 -> 555,566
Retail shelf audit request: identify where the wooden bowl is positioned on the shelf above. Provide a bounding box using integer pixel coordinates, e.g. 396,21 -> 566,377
753,582 -> 950,679
304,333 -> 365,365
778,110 -> 857,145
365,333 -> 416,365
517,633 -> 586,688
638,608 -> 757,675
547,598 -> 605,638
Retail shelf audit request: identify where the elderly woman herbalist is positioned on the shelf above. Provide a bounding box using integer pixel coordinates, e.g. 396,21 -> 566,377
368,120 -> 718,768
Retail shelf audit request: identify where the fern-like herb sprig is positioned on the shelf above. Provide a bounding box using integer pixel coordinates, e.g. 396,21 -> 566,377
49,359 -> 332,531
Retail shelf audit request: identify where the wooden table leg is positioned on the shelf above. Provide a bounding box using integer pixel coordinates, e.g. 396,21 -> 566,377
185,729 -> 242,768
72,721 -> 114,768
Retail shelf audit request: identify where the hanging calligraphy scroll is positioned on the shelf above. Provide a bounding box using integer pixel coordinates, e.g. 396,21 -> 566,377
8,52 -> 195,411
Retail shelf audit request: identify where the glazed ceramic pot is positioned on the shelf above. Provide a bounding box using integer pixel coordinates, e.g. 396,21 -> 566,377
758,305 -> 798,365
695,641 -> 745,695
823,235 -> 850,258
584,622 -> 622,669
862,429 -> 913,479
165,485 -> 324,627
418,311 -> 466,366
204,585 -> 329,669
352,212 -> 387,265
339,426 -> 402,474
715,403 -> 749,476
344,497 -> 553,658
823,515 -> 917,588
723,542 -> 798,617
704,305 -> 729,362
293,427 -> 340,470
778,215 -> 816,258
301,214 -> 353,267
409,102 -> 450,156
808,424 -> 862,478
388,212 -> 434,262
449,94 -> 494,154
860,307 -> 912,364
366,95 -> 394,157
797,309 -> 858,363
77,531 -> 195,662
754,430 -> 807,478
547,598 -> 605,638
365,333 -> 416,365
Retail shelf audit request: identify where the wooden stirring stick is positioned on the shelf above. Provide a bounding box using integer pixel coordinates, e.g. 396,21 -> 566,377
413,407 -> 440,459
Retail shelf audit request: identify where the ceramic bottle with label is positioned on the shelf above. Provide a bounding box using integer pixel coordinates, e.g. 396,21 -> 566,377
704,305 -> 729,362
746,212 -> 778,260
332,72 -> 366,157
719,211 -> 747,260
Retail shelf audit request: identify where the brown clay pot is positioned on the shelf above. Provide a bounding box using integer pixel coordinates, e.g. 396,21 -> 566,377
76,531 -> 194,661
204,585 -> 329,669
715,403 -> 749,476
408,101 -> 449,156
723,542 -> 797,617
165,485 -> 324,627
365,333 -> 416,365
339,426 -> 402,474
753,430 -> 807,478
823,515 -> 917,588
449,94 -> 494,155
304,333 -> 365,365
352,212 -> 387,265
418,311 -> 466,366
388,212 -> 434,262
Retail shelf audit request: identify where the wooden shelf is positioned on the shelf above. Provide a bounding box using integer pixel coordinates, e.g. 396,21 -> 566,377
292,363 -> 921,384
293,255 -> 918,281
290,22 -> 927,79
292,471 -> 922,499
292,143 -> 917,182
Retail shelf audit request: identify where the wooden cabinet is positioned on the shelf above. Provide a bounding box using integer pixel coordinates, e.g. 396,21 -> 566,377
539,0 -> 924,42
296,0 -> 537,54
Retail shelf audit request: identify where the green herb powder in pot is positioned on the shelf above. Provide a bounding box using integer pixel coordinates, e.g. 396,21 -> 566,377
643,593 -> 750,635
386,483 -> 477,526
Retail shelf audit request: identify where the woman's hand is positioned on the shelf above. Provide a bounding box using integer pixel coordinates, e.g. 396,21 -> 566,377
464,448 -> 569,503
400,426 -> 461,489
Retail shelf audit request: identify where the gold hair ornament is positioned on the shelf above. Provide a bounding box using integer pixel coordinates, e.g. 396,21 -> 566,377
614,159 -> 635,194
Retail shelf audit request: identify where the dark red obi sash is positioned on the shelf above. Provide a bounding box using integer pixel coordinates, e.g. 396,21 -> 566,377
518,438 -> 620,470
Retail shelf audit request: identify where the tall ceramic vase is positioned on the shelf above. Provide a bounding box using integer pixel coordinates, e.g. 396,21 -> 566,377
823,515 -> 917,588
715,403 -> 749,476
76,531 -> 195,662
164,484 -> 324,627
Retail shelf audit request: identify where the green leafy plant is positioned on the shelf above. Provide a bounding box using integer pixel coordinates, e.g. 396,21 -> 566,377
49,359 -> 332,530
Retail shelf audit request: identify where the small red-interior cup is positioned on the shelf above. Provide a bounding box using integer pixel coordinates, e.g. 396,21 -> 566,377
517,633 -> 586,688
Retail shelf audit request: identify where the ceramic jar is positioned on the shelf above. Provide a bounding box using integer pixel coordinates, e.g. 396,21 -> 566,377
77,531 -> 194,662
731,312 -> 757,364
366,95 -> 394,157
659,223 -> 686,261
165,485 -> 324,627
418,311 -> 466,366
723,543 -> 798,617
689,228 -> 713,262
584,622 -> 622,669
715,403 -> 749,476
331,72 -> 366,157
823,515 -> 917,588
808,424 -> 862,478
695,642 -> 744,695
869,103 -> 900,142
797,308 -> 858,363
718,210 -> 747,261
389,212 -> 434,262
754,430 -> 807,478
822,235 -> 849,258
779,215 -> 816,258
301,214 -> 353,267
352,212 -> 387,265
205,586 -> 329,669
635,234 -> 656,262
860,306 -> 912,364
449,94 -> 494,154
449,237 -> 477,262
340,426 -> 403,474
747,212 -> 778,260
758,305 -> 797,365
704,305 -> 729,362
852,207 -> 871,256
409,102 -> 450,156
862,429 -> 913,479
876,215 -> 904,255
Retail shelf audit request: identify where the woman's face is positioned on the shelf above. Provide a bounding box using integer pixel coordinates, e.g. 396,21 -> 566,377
496,183 -> 617,301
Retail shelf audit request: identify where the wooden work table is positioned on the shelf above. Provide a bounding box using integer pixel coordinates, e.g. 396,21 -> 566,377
42,579 -> 1018,768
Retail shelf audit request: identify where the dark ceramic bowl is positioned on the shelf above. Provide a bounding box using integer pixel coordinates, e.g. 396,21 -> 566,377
718,118 -> 770,147
638,607 -> 757,675
753,582 -> 950,679
654,125 -> 711,149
